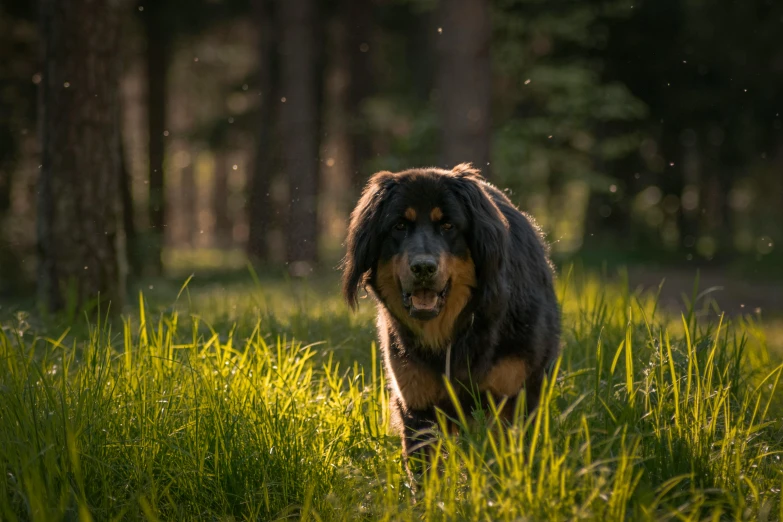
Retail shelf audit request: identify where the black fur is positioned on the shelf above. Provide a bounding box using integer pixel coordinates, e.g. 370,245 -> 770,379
445,167 -> 510,322
341,164 -> 561,477
342,170 -> 397,308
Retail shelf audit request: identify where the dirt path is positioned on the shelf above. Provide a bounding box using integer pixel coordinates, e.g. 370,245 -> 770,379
625,267 -> 783,316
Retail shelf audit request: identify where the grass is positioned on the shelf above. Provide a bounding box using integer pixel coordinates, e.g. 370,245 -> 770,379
1,267 -> 782,521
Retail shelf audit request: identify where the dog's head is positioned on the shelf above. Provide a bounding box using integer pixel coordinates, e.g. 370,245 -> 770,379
342,164 -> 509,335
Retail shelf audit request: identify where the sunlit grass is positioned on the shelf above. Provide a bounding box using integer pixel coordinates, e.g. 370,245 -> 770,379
1,268 -> 782,520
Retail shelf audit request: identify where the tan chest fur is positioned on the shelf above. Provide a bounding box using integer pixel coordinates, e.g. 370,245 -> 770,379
376,253 -> 476,350
389,355 -> 528,411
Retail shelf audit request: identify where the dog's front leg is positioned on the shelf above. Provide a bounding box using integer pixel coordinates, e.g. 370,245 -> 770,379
398,404 -> 441,487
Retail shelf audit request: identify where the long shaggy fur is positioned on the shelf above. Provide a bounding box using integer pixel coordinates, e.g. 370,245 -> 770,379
342,164 -> 561,477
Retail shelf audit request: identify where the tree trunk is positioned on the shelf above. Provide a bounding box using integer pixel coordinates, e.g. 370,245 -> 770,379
145,3 -> 169,275
279,0 -> 319,267
38,0 -> 123,312
119,129 -> 139,276
0,148 -> 11,218
181,155 -> 197,248
678,139 -> 702,250
702,168 -> 734,260
212,151 -> 232,248
436,0 -> 492,176
407,6 -> 436,104
0,132 -> 19,296
0,135 -> 11,245
343,0 -> 374,192
247,0 -> 278,264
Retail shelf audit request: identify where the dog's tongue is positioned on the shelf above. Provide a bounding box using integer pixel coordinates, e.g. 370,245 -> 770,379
411,289 -> 438,310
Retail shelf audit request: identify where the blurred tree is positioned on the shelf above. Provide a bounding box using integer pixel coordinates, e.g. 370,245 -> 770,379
360,2 -> 439,173
119,128 -> 140,276
144,1 -> 170,276
181,155 -> 198,247
342,0 -> 375,190
0,147 -> 11,225
40,0 -> 775,271
0,0 -> 37,294
491,0 -> 646,252
436,0 -> 492,175
278,0 -> 320,267
213,151 -> 233,248
247,0 -> 278,264
38,0 -> 124,312
597,0 -> 783,260
137,0 -> 247,271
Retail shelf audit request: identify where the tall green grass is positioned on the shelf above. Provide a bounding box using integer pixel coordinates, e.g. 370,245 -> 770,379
0,270 -> 781,521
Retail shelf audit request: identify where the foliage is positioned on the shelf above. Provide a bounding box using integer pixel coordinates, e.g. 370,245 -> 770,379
491,0 -> 647,194
1,270 -> 781,520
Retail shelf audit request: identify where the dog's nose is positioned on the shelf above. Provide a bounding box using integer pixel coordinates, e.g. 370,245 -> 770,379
410,256 -> 438,279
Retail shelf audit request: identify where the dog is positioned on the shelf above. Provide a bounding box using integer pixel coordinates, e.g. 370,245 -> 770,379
341,163 -> 560,476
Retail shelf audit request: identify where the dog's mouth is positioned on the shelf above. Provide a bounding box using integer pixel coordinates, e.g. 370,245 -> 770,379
402,280 -> 450,320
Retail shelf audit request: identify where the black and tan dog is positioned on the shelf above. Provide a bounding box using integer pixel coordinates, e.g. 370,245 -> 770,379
342,163 -> 560,474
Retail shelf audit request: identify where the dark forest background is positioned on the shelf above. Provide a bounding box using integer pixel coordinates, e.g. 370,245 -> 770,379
1,0 -> 782,312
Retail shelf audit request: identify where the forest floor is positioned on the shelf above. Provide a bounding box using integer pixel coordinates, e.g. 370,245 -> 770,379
1,265 -> 782,520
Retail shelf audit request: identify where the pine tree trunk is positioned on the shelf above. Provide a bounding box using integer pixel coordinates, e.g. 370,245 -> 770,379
0,138 -> 19,296
247,0 -> 277,264
679,141 -> 702,250
436,0 -> 492,176
181,156 -> 197,248
146,3 -> 169,275
213,152 -> 232,249
0,160 -> 11,218
279,0 -> 319,267
119,127 -> 139,276
408,7 -> 436,103
38,0 -> 123,312
343,0 -> 373,192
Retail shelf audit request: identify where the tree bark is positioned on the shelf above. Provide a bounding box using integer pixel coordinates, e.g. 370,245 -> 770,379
0,131 -> 19,296
145,3 -> 170,275
436,0 -> 492,176
0,148 -> 10,216
408,6 -> 436,103
181,155 -> 197,248
678,139 -> 702,250
279,0 -> 319,266
119,128 -> 139,276
38,0 -> 123,312
213,151 -> 232,248
247,0 -> 278,263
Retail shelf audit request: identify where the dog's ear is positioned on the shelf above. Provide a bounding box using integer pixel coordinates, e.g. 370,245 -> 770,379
341,171 -> 397,309
447,164 -> 509,315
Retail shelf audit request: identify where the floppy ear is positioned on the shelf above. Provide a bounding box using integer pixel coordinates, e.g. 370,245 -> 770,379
447,164 -> 510,315
341,171 -> 397,309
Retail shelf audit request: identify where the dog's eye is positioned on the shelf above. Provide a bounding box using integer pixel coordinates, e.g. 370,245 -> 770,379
441,223 -> 453,231
394,222 -> 407,231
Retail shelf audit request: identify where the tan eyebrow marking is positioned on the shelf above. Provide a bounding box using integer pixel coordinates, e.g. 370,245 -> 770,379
430,207 -> 443,221
405,207 -> 416,221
